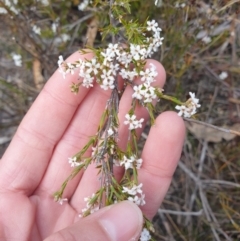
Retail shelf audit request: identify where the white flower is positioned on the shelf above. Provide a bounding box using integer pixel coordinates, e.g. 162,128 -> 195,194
122,183 -> 143,196
128,195 -> 140,205
219,71 -> 228,80
135,118 -> 144,129
106,43 -> 120,57
107,128 -> 114,136
32,25 -> 41,35
141,83 -> 157,103
147,20 -> 158,32
127,193 -> 145,206
68,157 -> 81,167
189,92 -> 200,107
82,73 -> 94,88
80,193 -> 99,215
139,193 -> 146,206
175,92 -> 201,118
57,55 -> 67,78
124,114 -> 144,130
100,78 -> 115,90
132,85 -> 143,100
136,158 -> 143,169
66,63 -> 75,75
140,228 -> 151,241
108,62 -> 119,76
116,51 -> 132,67
58,55 -> 64,66
85,58 -> 100,75
130,44 -> 146,61
101,49 -> 114,65
120,155 -> 134,170
11,53 -> 22,67
175,105 -> 188,117
119,69 -> 137,81
101,69 -> 114,82
140,64 -> 158,83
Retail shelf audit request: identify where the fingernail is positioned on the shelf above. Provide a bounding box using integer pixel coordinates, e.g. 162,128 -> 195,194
99,201 -> 143,241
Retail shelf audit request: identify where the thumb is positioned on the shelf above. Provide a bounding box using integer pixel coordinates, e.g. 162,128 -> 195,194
44,201 -> 143,241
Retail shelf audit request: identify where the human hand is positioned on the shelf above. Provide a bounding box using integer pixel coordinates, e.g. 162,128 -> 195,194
0,52 -> 185,241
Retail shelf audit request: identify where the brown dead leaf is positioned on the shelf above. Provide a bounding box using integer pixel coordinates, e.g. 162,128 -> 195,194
186,122 -> 240,143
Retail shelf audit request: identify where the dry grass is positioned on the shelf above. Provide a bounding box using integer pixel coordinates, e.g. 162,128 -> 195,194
1,1 -> 240,240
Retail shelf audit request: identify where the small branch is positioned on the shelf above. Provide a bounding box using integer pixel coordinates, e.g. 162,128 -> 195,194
63,14 -> 93,30
183,117 -> 240,136
158,209 -> 203,216
202,179 -> 240,188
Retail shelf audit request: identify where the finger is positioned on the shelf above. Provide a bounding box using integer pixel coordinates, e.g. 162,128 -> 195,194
36,83 -> 112,197
70,60 -> 166,212
0,51 -> 94,195
139,111 -> 185,219
44,201 -> 143,241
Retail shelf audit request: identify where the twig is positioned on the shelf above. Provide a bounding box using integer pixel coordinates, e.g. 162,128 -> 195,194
63,14 -> 93,30
183,117 -> 240,136
202,179 -> 240,188
158,209 -> 203,216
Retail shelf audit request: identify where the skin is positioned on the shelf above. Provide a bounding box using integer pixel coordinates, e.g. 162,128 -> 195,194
0,52 -> 185,241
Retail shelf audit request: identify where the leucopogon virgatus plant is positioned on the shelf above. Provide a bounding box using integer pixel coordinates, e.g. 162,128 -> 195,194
53,1 -> 200,240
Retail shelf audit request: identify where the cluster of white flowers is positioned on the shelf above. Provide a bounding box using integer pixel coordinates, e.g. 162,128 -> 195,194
80,193 -> 99,217
57,20 -> 163,95
119,155 -> 143,170
140,228 -> 151,241
68,156 -> 81,167
175,92 -> 201,118
0,0 -> 19,15
123,183 -> 145,206
124,114 -> 144,130
132,83 -> 158,103
11,53 -> 22,67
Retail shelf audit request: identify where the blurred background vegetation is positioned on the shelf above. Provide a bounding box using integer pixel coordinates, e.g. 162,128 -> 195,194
0,0 -> 240,240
